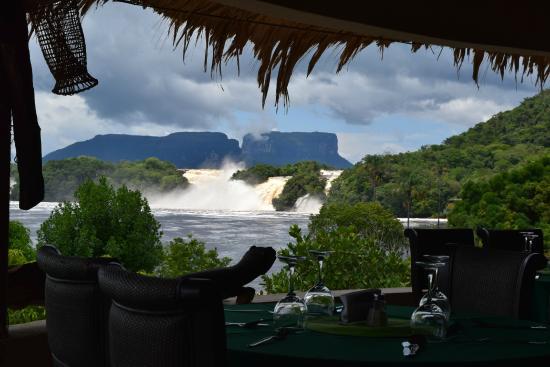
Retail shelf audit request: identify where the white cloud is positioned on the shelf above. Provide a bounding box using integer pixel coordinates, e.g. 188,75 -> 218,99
28,2 -> 539,157
337,132 -> 409,163
36,92 -> 181,155
289,72 -> 529,128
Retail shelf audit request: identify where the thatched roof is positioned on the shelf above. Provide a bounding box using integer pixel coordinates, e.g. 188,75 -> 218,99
28,0 -> 550,105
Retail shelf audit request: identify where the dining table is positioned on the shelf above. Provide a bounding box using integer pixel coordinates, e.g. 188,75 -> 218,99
225,277 -> 550,367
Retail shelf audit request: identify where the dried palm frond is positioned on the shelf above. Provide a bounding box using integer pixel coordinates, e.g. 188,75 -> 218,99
31,0 -> 550,105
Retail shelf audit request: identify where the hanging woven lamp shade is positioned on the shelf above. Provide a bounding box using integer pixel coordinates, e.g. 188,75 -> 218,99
31,0 -> 98,95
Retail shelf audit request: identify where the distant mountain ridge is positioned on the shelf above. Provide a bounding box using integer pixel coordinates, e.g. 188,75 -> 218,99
43,131 -> 352,169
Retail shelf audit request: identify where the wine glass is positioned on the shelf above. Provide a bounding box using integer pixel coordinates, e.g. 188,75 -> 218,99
520,232 -> 538,252
304,250 -> 335,316
419,255 -> 451,320
273,255 -> 308,328
410,260 -> 448,339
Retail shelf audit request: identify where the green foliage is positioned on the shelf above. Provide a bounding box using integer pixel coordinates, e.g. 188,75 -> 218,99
8,306 -> 46,325
233,161 -> 331,211
37,178 -> 163,272
262,203 -> 409,293
10,156 -> 188,202
273,162 -> 328,211
8,249 -> 29,266
328,90 -> 550,217
232,161 -> 333,184
309,202 -> 406,250
262,226 -> 410,294
157,235 -> 231,278
231,164 -> 284,185
448,156 -> 550,248
7,221 -> 45,325
9,221 -> 35,263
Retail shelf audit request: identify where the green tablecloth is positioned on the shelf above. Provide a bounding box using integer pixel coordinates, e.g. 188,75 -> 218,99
225,303 -> 550,367
532,273 -> 550,323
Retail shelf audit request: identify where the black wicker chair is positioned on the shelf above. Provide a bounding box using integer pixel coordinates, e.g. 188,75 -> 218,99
184,245 -> 276,300
448,245 -> 547,318
404,228 -> 475,303
37,244 -> 115,367
476,227 -> 545,253
98,264 -> 226,367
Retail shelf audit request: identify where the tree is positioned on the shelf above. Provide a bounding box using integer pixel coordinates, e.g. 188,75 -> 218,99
37,177 -> 163,272
262,203 -> 409,293
327,90 -> 550,218
448,156 -> 550,248
262,225 -> 409,294
308,202 -> 406,251
158,236 -> 231,278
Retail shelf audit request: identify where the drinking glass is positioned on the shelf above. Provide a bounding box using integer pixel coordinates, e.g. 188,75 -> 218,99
419,255 -> 451,320
304,250 -> 335,316
410,260 -> 448,338
520,232 -> 538,252
273,255 -> 308,328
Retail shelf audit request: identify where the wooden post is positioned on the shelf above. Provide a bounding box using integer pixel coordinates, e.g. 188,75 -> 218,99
0,101 -> 9,339
0,1 -> 14,339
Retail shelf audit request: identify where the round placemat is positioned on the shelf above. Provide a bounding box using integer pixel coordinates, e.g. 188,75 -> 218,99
306,316 -> 412,337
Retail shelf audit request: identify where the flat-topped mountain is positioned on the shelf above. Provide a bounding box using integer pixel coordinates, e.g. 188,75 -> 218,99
43,131 -> 352,168
43,132 -> 241,168
241,132 -> 352,168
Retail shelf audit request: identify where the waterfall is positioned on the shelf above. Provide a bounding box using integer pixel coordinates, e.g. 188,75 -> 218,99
320,169 -> 343,194
148,163 -> 343,213
255,176 -> 291,205
148,162 -> 289,211
292,169 -> 343,212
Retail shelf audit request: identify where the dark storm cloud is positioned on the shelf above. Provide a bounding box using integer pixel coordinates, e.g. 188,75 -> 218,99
30,2 -> 539,132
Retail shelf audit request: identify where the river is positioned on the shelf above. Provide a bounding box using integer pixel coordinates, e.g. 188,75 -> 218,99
8,165 -> 445,290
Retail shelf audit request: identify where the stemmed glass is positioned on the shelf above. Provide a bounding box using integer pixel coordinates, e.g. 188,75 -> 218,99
273,255 -> 308,328
520,232 -> 538,252
410,260 -> 448,339
419,255 -> 451,320
304,250 -> 335,316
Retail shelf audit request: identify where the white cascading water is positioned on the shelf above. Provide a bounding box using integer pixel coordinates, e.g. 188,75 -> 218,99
292,170 -> 343,213
320,169 -> 343,194
148,161 -> 342,213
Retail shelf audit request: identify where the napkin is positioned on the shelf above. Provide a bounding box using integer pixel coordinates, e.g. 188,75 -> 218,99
340,288 -> 382,323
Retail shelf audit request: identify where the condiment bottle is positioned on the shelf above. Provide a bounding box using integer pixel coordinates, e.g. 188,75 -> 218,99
367,293 -> 388,327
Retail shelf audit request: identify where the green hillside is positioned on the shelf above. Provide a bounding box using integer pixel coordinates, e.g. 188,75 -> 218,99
10,157 -> 189,202
328,90 -> 550,218
448,155 -> 549,245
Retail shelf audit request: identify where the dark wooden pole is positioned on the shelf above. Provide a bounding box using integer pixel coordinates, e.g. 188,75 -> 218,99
0,92 -> 9,339
0,1 -> 15,339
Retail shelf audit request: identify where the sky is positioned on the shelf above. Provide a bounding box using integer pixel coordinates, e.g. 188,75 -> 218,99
29,3 -> 540,163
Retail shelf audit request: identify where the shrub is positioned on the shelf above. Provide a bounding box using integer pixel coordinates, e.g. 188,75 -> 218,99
309,202 -> 407,251
158,236 -> 231,277
8,221 -> 45,325
8,306 -> 46,325
37,177 -> 163,272
8,221 -> 35,263
262,203 -> 410,293
262,225 -> 409,293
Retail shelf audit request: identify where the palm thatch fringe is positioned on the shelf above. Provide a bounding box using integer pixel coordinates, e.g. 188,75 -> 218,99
33,0 -> 550,107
